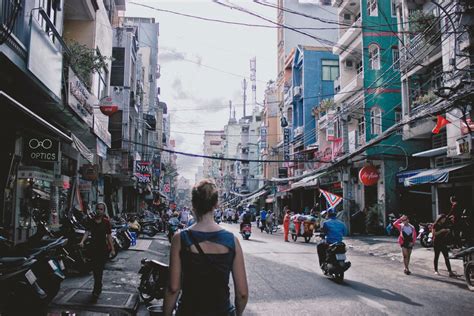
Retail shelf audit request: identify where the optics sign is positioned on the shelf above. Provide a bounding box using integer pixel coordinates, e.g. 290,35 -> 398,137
23,136 -> 59,162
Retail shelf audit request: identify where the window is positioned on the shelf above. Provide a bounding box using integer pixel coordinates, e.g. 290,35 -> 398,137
95,67 -> 107,99
391,0 -> 397,17
368,0 -> 378,17
111,48 -> 125,86
368,44 -> 380,70
395,108 -> 402,123
392,46 -> 400,70
370,107 -> 382,135
322,60 -> 339,81
358,116 -> 365,136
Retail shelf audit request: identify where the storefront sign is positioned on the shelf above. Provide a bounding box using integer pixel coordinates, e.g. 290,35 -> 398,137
96,139 -> 108,159
18,168 -> 54,182
455,135 -> 472,157
81,164 -> 99,181
359,165 -> 379,186
93,118 -> 111,147
135,161 -> 152,183
99,96 -> 119,116
260,126 -> 267,149
283,127 -> 290,161
68,67 -> 93,127
23,136 -> 59,162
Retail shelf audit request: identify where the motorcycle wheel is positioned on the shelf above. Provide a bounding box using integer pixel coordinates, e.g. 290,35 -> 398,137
243,235 -> 250,240
465,261 -> 474,292
335,272 -> 344,283
292,234 -> 297,242
120,235 -> 131,250
139,271 -> 157,304
420,235 -> 430,248
304,236 -> 311,243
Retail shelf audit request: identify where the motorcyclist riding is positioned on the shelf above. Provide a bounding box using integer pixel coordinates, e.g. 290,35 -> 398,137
259,208 -> 267,232
240,209 -> 252,232
317,208 -> 348,267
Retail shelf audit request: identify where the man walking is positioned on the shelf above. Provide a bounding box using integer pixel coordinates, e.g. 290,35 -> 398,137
79,202 -> 115,299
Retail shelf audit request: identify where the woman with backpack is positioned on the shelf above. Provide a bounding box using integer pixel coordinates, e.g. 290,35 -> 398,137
393,215 -> 417,275
163,179 -> 249,316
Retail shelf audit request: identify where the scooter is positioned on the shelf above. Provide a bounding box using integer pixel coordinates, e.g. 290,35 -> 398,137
240,224 -> 252,240
319,238 -> 351,283
418,223 -> 433,248
137,258 -> 169,303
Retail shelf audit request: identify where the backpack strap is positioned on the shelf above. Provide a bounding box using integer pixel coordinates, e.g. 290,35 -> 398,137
186,230 -> 216,266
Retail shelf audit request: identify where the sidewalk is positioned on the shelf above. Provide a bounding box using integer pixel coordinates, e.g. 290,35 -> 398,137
345,235 -> 464,275
48,235 -> 169,316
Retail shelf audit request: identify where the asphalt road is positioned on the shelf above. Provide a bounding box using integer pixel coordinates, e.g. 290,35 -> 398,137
218,223 -> 473,316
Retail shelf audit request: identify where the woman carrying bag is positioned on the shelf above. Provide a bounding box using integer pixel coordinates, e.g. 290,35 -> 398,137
163,179 -> 249,316
393,215 -> 417,275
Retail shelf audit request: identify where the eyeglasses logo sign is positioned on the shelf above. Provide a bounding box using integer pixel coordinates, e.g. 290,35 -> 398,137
24,136 -> 59,162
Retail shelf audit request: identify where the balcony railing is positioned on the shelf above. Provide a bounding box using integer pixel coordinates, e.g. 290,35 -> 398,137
400,33 -> 442,72
334,71 -> 363,104
1,0 -> 28,47
334,17 -> 361,54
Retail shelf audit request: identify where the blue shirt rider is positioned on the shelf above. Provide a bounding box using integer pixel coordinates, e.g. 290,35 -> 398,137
259,209 -> 267,231
317,208 -> 347,267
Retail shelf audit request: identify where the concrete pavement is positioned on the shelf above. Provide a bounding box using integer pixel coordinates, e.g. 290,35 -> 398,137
48,223 -> 471,316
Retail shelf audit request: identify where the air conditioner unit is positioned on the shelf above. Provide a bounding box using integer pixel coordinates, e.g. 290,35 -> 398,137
293,86 -> 302,97
345,60 -> 354,68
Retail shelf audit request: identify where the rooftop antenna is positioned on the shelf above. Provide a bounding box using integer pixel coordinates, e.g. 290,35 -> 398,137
242,78 -> 247,117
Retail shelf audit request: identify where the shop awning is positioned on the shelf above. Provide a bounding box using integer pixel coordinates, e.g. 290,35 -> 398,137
241,190 -> 268,203
291,172 -> 326,189
1,90 -> 72,142
71,133 -> 94,163
404,163 -> 472,187
396,169 -> 428,184
412,146 -> 447,157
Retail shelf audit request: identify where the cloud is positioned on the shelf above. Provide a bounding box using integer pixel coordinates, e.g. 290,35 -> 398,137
171,78 -> 191,100
159,48 -> 186,63
171,78 -> 227,112
159,47 -> 203,65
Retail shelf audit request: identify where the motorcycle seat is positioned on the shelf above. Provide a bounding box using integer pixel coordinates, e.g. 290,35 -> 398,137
149,259 -> 169,270
0,257 -> 27,265
141,220 -> 156,225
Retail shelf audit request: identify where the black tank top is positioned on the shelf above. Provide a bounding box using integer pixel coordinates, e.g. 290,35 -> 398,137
178,229 -> 236,316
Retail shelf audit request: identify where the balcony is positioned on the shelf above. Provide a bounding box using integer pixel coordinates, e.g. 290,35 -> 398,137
64,0 -> 98,21
334,71 -> 363,104
334,17 -> 361,55
400,33 -> 442,73
284,86 -> 293,106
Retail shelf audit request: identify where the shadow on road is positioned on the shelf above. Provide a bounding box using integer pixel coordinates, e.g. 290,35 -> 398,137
342,279 -> 423,307
411,272 -> 467,291
245,239 -> 266,243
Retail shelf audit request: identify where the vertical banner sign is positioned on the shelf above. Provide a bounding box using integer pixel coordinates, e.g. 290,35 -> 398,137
135,161 -> 152,183
283,127 -> 290,161
260,126 -> 267,149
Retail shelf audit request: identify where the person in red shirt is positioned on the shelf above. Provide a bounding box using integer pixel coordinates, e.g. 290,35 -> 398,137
79,202 -> 115,299
283,207 -> 291,242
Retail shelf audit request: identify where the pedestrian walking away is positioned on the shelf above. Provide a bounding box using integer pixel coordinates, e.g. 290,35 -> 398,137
283,208 -> 291,242
432,214 -> 456,277
79,202 -> 115,299
393,215 -> 417,275
163,179 -> 249,316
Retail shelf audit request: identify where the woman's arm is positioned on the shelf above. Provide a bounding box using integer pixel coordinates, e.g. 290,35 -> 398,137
79,231 -> 89,246
107,233 -> 115,255
393,217 -> 403,231
232,237 -> 249,316
163,232 -> 182,316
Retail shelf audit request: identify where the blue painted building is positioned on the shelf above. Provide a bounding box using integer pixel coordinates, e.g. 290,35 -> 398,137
291,46 -> 339,149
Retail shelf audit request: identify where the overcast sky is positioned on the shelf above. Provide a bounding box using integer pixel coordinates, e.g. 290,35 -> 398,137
126,0 -> 277,182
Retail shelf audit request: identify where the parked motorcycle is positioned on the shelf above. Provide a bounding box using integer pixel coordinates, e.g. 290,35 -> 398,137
167,222 -> 184,243
450,246 -> 474,291
418,223 -> 433,248
240,224 -> 252,240
214,215 -> 222,224
137,258 -> 169,303
0,254 -> 47,314
320,240 -> 351,283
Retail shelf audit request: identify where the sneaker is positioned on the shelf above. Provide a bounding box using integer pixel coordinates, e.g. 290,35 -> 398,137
434,271 -> 440,275
449,271 -> 457,278
406,270 -> 411,275
404,269 -> 409,275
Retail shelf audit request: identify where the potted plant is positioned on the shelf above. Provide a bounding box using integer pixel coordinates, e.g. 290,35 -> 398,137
65,40 -> 110,88
319,98 -> 335,113
409,10 -> 439,43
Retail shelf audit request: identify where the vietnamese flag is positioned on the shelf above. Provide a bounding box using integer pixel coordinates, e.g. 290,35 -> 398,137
432,115 -> 450,134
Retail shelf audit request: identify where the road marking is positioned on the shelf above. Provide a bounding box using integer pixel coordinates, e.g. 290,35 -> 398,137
357,295 -> 388,312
